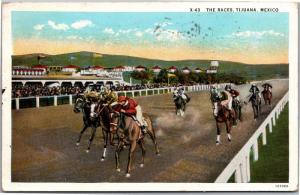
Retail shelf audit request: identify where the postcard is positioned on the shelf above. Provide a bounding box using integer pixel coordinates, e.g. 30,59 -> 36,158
1,1 -> 298,191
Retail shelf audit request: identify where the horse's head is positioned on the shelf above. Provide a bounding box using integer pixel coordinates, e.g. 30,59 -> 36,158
89,102 -> 100,121
73,97 -> 84,113
109,111 -> 120,132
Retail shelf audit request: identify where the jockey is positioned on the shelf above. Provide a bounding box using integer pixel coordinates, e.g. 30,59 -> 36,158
84,84 -> 100,103
173,85 -> 190,104
220,87 -> 233,113
101,86 -> 118,107
249,83 -> 261,102
115,96 -> 147,134
262,83 -> 273,94
210,86 -> 222,116
225,84 -> 240,103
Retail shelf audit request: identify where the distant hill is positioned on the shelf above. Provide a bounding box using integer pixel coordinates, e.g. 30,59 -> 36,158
12,51 -> 288,80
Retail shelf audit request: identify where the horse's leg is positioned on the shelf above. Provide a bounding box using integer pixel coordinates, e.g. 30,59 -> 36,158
76,124 -> 88,146
109,132 -> 116,146
115,141 -> 124,172
126,141 -> 137,177
239,105 -> 242,121
101,129 -> 108,161
139,140 -> 146,168
146,127 -> 160,156
216,122 -> 221,145
252,105 -> 257,119
225,120 -> 232,142
86,126 -> 97,153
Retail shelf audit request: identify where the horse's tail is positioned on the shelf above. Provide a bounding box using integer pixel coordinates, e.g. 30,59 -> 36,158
143,114 -> 160,155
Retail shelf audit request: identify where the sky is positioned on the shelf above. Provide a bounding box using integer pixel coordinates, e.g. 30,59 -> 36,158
12,11 -> 289,64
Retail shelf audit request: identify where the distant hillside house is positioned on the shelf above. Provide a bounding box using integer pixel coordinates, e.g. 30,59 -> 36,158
62,65 -> 80,73
168,66 -> 177,73
206,61 -> 219,74
32,65 -> 48,72
81,65 -> 105,75
113,65 -> 126,72
182,67 -> 191,74
194,68 -> 203,73
124,66 -> 135,72
135,65 -> 146,72
152,66 -> 161,73
211,60 -> 219,67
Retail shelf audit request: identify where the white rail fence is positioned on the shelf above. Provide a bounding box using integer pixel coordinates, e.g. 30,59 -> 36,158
12,83 -> 230,110
215,91 -> 289,183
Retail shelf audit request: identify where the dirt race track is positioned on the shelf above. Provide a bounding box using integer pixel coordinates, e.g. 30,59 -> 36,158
12,79 -> 288,182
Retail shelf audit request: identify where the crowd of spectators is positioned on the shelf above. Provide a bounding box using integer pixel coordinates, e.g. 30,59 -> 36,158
12,82 -> 184,98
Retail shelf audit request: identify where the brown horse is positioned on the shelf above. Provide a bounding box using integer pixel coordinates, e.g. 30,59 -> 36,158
110,112 -> 160,177
262,89 -> 272,105
96,101 -> 118,161
214,102 -> 236,145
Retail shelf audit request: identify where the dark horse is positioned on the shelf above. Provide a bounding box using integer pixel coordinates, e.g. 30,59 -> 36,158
214,102 -> 236,145
249,92 -> 261,119
111,111 -> 160,177
262,89 -> 272,105
174,95 -> 189,116
73,96 -> 100,153
96,101 -> 118,161
232,98 -> 242,122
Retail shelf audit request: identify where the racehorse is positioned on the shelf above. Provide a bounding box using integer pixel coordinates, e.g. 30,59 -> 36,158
262,89 -> 272,105
110,111 -> 160,177
73,96 -> 100,153
232,98 -> 242,122
214,102 -> 236,145
96,101 -> 118,161
174,95 -> 186,116
249,92 -> 261,119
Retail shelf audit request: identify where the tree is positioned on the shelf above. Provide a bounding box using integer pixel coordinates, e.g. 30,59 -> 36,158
130,70 -> 153,84
154,68 -> 168,83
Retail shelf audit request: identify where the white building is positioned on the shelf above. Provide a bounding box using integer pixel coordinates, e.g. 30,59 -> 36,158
124,66 -> 135,72
152,66 -> 161,73
135,65 -> 146,72
182,67 -> 191,74
194,68 -> 203,73
211,61 -> 219,67
168,66 -> 177,73
62,65 -> 80,73
113,65 -> 126,72
81,66 -> 106,75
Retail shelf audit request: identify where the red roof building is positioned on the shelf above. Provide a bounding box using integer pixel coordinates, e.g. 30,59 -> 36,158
113,65 -> 126,72
182,67 -> 191,74
135,65 -> 146,72
152,65 -> 161,73
62,65 -> 80,72
168,66 -> 177,73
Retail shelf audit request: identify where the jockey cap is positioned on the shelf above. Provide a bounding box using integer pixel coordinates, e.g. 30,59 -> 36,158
118,96 -> 127,102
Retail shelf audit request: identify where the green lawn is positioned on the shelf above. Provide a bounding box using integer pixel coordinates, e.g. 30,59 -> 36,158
250,104 -> 289,183
227,103 -> 289,183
